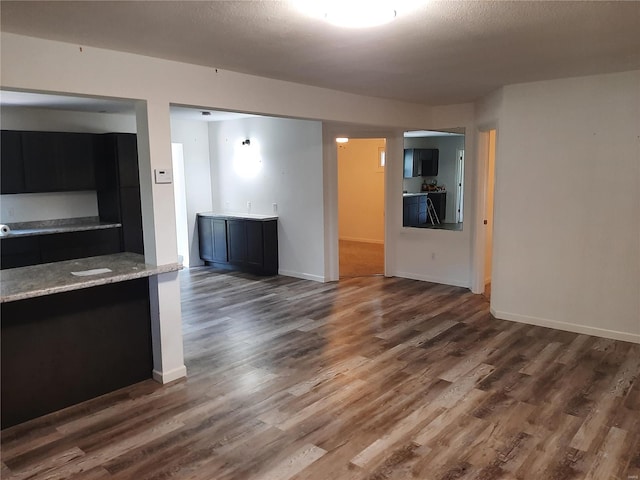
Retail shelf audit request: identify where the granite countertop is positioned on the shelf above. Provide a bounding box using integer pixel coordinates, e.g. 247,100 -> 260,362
0,252 -> 182,303
197,212 -> 279,221
0,217 -> 122,238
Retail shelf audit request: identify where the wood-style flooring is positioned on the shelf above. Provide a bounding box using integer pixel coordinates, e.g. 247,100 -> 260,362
2,269 -> 640,480
339,240 -> 384,278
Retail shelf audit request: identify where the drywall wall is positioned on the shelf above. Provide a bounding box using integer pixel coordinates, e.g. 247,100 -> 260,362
492,70 -> 640,342
208,116 -> 324,281
169,117 -> 213,267
337,139 -> 385,243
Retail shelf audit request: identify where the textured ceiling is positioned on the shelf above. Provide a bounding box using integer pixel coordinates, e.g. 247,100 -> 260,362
1,1 -> 639,105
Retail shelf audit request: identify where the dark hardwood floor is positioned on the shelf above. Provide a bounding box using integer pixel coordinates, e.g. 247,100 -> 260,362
2,268 -> 639,479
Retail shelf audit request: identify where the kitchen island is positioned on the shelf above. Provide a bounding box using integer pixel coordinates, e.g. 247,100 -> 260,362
1,253 -> 181,428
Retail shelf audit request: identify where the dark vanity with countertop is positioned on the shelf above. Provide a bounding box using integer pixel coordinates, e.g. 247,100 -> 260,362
197,212 -> 278,275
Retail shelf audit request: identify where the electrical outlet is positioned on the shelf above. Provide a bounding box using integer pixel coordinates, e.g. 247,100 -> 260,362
247,201 -> 251,213
272,203 -> 278,213
431,252 -> 436,260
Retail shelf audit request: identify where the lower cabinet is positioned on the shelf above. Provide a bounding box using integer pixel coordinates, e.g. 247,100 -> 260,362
0,228 -> 122,270
1,278 -> 152,428
403,193 -> 446,227
197,214 -> 278,275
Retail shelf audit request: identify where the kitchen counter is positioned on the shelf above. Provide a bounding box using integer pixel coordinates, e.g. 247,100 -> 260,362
197,211 -> 278,221
1,216 -> 121,238
0,252 -> 181,303
403,191 -> 446,197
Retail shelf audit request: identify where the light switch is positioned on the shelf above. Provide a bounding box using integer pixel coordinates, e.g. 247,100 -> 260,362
154,169 -> 173,184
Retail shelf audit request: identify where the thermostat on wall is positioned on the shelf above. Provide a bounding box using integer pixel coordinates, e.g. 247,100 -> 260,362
154,169 -> 173,184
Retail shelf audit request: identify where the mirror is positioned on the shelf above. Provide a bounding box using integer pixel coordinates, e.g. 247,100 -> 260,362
402,128 -> 465,231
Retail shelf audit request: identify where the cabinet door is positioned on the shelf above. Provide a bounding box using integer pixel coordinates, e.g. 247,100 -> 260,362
22,132 -> 95,192
245,221 -> 264,267
1,131 -> 25,194
40,229 -> 121,263
57,133 -> 96,191
227,219 -> 248,264
262,220 -> 278,275
419,149 -> 439,176
22,132 -> 59,192
197,216 -> 214,262
418,196 -> 428,224
211,219 -> 228,263
120,186 -> 144,254
403,149 -> 420,178
115,134 -> 139,188
0,236 -> 41,269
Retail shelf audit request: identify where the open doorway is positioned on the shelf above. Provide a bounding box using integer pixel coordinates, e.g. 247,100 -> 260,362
484,130 -> 496,299
337,138 -> 385,278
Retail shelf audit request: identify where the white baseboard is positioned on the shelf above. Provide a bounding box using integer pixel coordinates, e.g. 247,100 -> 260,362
396,270 -> 470,289
339,236 -> 384,245
491,308 -> 640,344
278,269 -> 326,283
152,365 -> 187,384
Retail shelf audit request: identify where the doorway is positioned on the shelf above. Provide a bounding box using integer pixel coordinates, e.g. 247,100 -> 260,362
171,143 -> 190,267
337,138 -> 385,278
484,130 -> 496,298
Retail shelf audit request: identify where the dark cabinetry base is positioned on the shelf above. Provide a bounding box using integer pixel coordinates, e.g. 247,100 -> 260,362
1,278 -> 152,428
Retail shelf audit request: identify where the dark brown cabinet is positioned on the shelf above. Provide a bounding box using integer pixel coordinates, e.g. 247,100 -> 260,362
1,131 -> 25,194
21,132 -> 96,192
403,148 -> 439,178
1,228 -> 122,270
95,133 -> 144,254
197,214 -> 278,275
1,130 -> 96,193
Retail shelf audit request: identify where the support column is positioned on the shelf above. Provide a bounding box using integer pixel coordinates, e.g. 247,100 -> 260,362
136,100 -> 187,384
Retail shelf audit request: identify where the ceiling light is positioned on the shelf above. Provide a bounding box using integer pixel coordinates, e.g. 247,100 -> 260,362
336,137 -> 349,143
294,1 -> 399,28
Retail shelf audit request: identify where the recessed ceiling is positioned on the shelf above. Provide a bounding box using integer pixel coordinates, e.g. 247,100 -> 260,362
1,1 -> 639,105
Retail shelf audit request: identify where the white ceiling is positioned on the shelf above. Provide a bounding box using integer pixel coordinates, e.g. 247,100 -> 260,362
1,1 -> 639,105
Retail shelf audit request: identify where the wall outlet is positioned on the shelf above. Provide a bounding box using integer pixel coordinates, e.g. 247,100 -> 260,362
272,203 -> 278,213
431,252 -> 436,260
247,201 -> 251,213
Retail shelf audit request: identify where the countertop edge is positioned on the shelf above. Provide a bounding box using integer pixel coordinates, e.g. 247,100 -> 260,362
0,222 -> 122,239
1,258 -> 182,304
197,212 -> 278,221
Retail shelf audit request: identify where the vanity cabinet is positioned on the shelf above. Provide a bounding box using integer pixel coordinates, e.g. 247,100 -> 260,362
197,214 -> 278,275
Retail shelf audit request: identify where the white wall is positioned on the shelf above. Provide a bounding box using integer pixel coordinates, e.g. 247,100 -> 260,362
169,118 -> 213,267
0,191 -> 98,223
209,116 -> 324,281
492,70 -> 640,342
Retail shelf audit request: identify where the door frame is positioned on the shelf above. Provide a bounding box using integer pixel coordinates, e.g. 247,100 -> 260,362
322,123 -> 397,282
